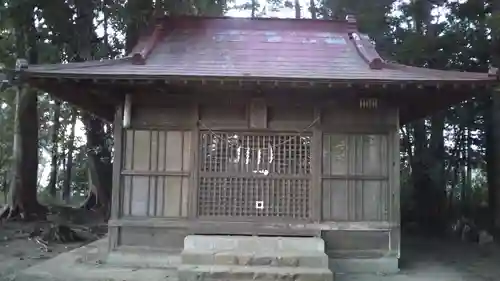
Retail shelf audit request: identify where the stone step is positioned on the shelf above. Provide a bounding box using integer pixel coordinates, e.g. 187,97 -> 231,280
329,257 -> 399,274
178,264 -> 333,281
181,250 -> 329,268
184,235 -> 325,252
105,248 -> 181,269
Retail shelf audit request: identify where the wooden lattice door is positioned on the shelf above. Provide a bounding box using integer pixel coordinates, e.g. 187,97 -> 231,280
197,131 -> 312,220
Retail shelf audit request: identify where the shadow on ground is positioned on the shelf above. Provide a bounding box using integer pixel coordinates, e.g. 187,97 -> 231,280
1,231 -> 500,281
341,236 -> 500,281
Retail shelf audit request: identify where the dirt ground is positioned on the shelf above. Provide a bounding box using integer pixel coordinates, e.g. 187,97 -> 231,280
1,221 -> 500,281
0,221 -> 104,281
393,235 -> 500,281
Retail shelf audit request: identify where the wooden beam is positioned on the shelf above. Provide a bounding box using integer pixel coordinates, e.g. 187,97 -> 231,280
108,218 -> 397,232
311,107 -> 322,223
109,102 -> 124,251
188,103 -> 200,219
398,90 -> 473,124
249,98 -> 267,129
30,80 -> 115,121
50,90 -> 114,121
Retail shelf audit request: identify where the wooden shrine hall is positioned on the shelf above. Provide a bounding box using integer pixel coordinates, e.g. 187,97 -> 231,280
21,15 -> 497,280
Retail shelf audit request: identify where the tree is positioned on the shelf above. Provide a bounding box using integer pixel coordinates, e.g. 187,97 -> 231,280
0,0 -> 46,220
47,100 -> 61,197
80,114 -> 113,215
62,109 -> 77,203
488,0 -> 500,235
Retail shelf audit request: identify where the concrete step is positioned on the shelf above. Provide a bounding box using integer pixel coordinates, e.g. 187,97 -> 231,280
181,250 -> 329,268
184,235 -> 325,252
329,257 -> 399,274
105,247 -> 181,269
178,264 -> 333,281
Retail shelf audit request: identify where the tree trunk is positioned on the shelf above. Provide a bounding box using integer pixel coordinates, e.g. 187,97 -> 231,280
485,95 -> 496,230
80,114 -> 112,218
409,0 -> 437,235
125,0 -> 153,54
294,0 -> 301,18
102,0 -> 110,58
1,7 -> 45,220
466,125 -> 472,200
400,126 -> 413,164
430,112 -> 446,230
310,0 -> 317,19
411,119 -> 431,232
460,127 -> 467,212
0,86 -> 45,220
492,92 -> 500,232
62,109 -> 77,203
73,0 -> 111,216
251,0 -> 258,18
48,100 -> 61,198
489,0 -> 500,236
448,127 -> 464,219
2,170 -> 7,205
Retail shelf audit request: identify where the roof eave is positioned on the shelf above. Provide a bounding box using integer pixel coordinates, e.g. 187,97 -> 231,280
25,71 -> 497,88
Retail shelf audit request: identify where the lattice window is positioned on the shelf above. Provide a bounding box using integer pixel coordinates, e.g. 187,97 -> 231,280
200,132 -> 311,175
198,132 -> 312,219
198,177 -> 310,218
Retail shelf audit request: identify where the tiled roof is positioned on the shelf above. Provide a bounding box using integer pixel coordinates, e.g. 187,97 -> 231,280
26,16 -> 495,83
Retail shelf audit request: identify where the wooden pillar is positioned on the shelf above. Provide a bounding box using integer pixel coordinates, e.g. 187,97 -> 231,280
188,103 -> 200,219
249,98 -> 267,129
390,108 -> 401,258
492,91 -> 500,231
109,101 -> 124,251
311,107 -> 322,224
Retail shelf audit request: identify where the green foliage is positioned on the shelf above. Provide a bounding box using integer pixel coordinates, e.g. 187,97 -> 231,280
387,0 -> 498,227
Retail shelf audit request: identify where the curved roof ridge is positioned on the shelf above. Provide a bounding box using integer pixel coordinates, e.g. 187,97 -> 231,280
349,32 -> 385,70
131,23 -> 167,65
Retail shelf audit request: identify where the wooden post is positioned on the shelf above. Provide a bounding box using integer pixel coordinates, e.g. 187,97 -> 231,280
391,108 -> 401,259
188,103 -> 200,219
123,94 -> 132,128
311,107 -> 322,225
249,98 -> 267,129
493,90 -> 500,233
109,101 -> 124,251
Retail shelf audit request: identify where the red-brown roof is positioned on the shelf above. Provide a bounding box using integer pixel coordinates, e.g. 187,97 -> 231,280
26,16 -> 496,84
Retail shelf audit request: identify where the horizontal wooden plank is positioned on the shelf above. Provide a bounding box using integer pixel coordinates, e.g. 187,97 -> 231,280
321,175 -> 388,180
121,170 -> 189,176
199,172 -> 311,180
129,125 -> 194,130
132,105 -> 194,128
319,124 -> 395,134
109,218 -> 396,232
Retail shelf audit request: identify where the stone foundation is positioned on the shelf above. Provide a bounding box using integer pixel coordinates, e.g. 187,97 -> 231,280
178,235 -> 333,281
330,257 -> 399,274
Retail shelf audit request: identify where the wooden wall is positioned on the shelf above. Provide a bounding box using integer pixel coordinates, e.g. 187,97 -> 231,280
118,95 -> 399,220
118,96 -> 194,219
118,98 -> 317,219
121,129 -> 191,217
318,105 -> 400,259
112,93 -> 400,259
321,134 -> 389,221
